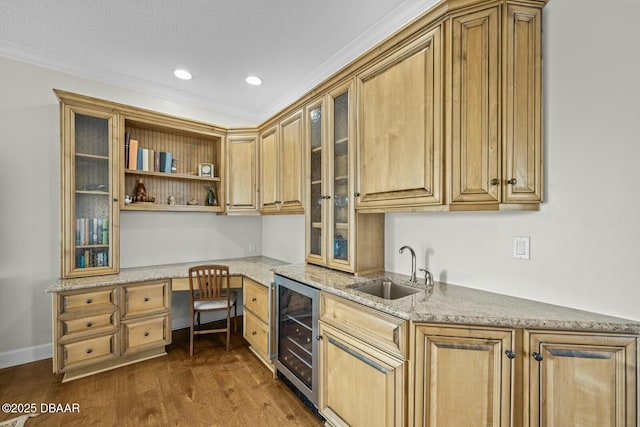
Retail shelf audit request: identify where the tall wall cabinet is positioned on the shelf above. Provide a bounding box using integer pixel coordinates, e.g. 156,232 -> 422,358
259,109 -> 304,215
58,95 -> 120,278
226,130 -> 259,214
447,2 -> 543,210
305,81 -> 384,274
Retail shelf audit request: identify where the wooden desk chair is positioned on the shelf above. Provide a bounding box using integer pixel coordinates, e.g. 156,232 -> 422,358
188,265 -> 237,355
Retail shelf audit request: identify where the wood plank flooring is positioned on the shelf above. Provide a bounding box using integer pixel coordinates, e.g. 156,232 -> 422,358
0,323 -> 324,426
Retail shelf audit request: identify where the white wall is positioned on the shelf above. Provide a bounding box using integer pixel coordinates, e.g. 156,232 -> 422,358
261,215 -> 306,263
0,56 -> 260,365
385,0 -> 640,322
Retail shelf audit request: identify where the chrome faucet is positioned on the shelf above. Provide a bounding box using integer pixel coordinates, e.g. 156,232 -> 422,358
399,245 -> 417,283
419,268 -> 434,286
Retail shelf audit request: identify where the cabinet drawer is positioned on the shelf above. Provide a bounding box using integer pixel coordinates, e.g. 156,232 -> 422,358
321,292 -> 407,359
244,310 -> 269,361
244,278 -> 269,322
62,334 -> 117,369
122,315 -> 170,355
123,281 -> 169,317
62,288 -> 116,313
62,312 -> 116,337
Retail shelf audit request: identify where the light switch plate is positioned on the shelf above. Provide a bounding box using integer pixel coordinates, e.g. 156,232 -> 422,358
513,236 -> 530,260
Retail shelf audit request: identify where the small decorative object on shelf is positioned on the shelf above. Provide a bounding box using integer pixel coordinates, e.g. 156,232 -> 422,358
199,163 -> 214,177
167,195 -> 176,206
133,179 -> 155,203
187,199 -> 199,206
206,185 -> 218,206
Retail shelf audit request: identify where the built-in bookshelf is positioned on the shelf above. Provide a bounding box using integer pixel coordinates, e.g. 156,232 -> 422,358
121,117 -> 224,212
57,92 -> 120,278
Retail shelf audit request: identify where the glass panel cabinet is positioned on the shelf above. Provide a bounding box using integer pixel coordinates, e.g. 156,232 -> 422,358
59,99 -> 119,278
305,81 -> 383,274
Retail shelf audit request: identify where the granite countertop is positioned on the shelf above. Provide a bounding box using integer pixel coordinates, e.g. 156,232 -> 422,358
47,256 -> 287,293
49,257 -> 640,334
272,263 -> 640,334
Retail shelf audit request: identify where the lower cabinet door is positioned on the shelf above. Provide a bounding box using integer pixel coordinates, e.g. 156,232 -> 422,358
244,309 -> 270,361
319,322 -> 405,427
413,324 -> 514,427
62,333 -> 118,370
122,315 -> 170,356
526,330 -> 638,427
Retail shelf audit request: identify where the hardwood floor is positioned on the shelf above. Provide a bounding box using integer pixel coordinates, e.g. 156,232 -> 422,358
0,323 -> 324,426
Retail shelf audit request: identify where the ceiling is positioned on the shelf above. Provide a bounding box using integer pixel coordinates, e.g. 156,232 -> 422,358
0,0 -> 439,123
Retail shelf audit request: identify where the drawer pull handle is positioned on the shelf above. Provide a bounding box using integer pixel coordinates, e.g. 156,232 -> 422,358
252,297 -> 257,302
86,298 -> 93,304
144,297 -> 150,302
144,332 -> 150,337
86,322 -> 93,328
86,348 -> 93,354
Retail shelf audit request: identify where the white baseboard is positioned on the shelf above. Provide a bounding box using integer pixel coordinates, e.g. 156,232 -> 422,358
0,316 -> 234,369
0,343 -> 52,369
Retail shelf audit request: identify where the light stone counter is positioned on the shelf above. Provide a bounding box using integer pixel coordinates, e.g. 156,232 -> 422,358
47,256 -> 287,292
272,263 -> 640,334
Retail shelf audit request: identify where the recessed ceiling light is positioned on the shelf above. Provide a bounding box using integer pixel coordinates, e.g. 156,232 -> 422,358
245,75 -> 263,86
173,69 -> 192,80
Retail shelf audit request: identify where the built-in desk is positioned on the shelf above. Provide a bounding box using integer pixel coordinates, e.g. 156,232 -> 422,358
47,256 -> 287,382
171,275 -> 244,291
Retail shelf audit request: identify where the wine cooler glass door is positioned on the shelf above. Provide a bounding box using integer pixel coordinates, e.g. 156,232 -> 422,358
275,275 -> 319,405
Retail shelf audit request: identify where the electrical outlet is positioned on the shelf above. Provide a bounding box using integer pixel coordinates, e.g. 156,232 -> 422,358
513,236 -> 530,260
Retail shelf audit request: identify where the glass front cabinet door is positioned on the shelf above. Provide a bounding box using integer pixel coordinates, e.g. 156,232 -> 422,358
305,82 -> 356,272
59,99 -> 119,278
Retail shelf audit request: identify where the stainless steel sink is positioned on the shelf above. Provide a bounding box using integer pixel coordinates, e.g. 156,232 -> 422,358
350,278 -> 420,300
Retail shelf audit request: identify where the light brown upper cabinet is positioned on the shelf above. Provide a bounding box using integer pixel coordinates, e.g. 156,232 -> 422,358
259,109 -> 304,214
355,25 -> 443,212
57,91 -> 120,278
226,130 -> 259,214
448,3 -> 543,210
305,81 -> 384,274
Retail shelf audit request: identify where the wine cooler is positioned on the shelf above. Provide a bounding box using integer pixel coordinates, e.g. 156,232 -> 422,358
274,274 -> 319,406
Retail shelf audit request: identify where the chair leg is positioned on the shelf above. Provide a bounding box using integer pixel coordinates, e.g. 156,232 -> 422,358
226,309 -> 231,352
189,314 -> 195,357
233,303 -> 238,332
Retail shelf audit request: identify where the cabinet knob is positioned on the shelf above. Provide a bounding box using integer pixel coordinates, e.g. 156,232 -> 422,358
86,298 -> 93,304
316,335 -> 323,341
505,349 -> 515,359
252,297 -> 257,302
144,331 -> 150,337
86,322 -> 93,328
252,331 -> 257,336
144,297 -> 149,302
490,178 -> 499,186
507,178 -> 518,185
86,348 -> 93,354
532,352 -> 544,362
325,195 -> 331,199
354,192 -> 360,197
113,198 -> 118,202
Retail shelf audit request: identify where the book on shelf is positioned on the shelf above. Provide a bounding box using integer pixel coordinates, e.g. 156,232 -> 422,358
137,147 -> 144,171
148,149 -> 155,172
171,158 -> 177,174
128,139 -> 139,170
75,216 -> 109,245
124,132 -> 130,169
154,151 -> 160,172
159,151 -> 173,173
141,148 -> 149,171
